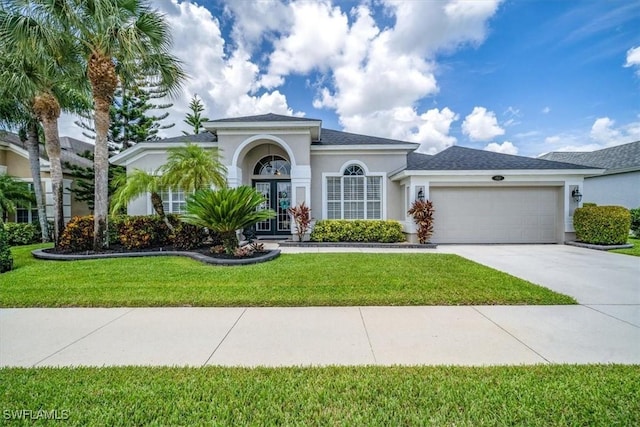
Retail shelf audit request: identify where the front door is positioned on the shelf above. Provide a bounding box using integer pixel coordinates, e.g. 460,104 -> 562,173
253,180 -> 291,235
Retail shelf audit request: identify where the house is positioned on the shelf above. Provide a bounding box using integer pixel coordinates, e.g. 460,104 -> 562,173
0,131 -> 93,224
539,141 -> 640,209
111,113 -> 602,244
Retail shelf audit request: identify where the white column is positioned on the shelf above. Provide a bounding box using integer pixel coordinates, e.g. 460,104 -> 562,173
227,165 -> 242,188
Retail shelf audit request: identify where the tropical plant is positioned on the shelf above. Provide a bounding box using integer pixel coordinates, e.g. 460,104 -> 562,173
288,202 -> 312,242
109,170 -> 173,231
9,0 -> 186,250
182,186 -> 275,255
408,199 -> 435,244
183,94 -> 209,135
75,74 -> 175,153
0,174 -> 35,219
64,151 -> 125,212
0,219 -> 13,273
0,9 -> 90,245
159,144 -> 226,192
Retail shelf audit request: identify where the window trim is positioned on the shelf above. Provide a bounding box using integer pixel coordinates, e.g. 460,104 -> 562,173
322,160 -> 387,220
157,188 -> 187,214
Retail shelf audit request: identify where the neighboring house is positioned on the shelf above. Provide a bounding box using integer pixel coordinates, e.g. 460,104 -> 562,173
539,141 -> 640,209
0,131 -> 93,224
111,113 -> 602,244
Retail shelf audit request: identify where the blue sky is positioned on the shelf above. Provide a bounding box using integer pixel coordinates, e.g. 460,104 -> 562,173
59,1 -> 640,157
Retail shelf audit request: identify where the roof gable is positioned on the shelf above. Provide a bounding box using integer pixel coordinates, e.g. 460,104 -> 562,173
408,146 -> 595,170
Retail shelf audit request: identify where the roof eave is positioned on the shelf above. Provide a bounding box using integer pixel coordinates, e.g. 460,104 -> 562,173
110,141 -> 219,166
390,168 -> 605,181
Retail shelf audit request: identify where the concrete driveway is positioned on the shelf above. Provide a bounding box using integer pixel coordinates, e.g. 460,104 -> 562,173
440,244 -> 639,305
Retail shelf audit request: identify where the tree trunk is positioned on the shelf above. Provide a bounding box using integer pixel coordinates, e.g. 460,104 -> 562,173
25,122 -> 50,242
150,191 -> 174,232
89,54 -> 118,251
33,94 -> 64,247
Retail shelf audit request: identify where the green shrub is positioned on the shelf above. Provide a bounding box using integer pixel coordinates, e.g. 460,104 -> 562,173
310,220 -> 405,243
0,220 -> 13,273
4,222 -> 39,246
630,208 -> 640,238
574,205 -> 631,245
59,216 -> 95,252
118,216 -> 170,250
170,222 -> 207,250
582,202 -> 597,207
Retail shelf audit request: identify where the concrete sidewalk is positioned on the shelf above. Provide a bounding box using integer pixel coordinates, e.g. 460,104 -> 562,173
2,305 -> 638,367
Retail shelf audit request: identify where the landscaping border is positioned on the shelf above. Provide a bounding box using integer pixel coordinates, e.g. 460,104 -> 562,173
279,241 -> 437,249
31,248 -> 280,266
565,241 -> 633,251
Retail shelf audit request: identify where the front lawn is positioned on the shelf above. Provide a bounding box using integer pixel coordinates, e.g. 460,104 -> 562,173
1,365 -> 638,425
612,237 -> 640,257
0,244 -> 575,307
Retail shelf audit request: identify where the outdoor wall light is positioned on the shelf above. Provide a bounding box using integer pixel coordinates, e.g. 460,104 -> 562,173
571,188 -> 582,203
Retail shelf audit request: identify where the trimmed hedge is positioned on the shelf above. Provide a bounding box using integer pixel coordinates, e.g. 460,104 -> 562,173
0,220 -> 12,273
574,205 -> 631,245
630,207 -> 640,238
4,222 -> 40,246
59,215 -> 96,252
310,220 -> 405,243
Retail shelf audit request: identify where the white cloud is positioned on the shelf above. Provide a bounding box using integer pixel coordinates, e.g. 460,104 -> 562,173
484,141 -> 518,155
223,0 -> 291,50
382,0 -> 503,56
339,107 -> 458,154
624,46 -> 640,75
545,116 -> 640,152
542,106 -> 551,114
461,106 -> 505,141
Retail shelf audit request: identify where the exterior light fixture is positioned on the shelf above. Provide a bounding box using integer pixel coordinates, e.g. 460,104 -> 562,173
571,188 -> 582,203
417,189 -> 425,201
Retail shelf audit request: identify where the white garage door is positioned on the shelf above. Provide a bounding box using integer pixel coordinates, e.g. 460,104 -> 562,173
429,187 -> 560,244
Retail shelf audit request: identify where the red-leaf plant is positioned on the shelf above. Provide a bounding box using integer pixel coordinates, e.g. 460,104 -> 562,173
408,199 -> 435,244
288,202 -> 312,242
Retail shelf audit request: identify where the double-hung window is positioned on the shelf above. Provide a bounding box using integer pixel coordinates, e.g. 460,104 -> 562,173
15,183 -> 38,223
326,164 -> 382,220
160,189 -> 186,214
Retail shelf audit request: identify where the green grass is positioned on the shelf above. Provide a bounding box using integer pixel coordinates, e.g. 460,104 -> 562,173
0,243 -> 575,307
1,365 -> 638,425
611,237 -> 640,257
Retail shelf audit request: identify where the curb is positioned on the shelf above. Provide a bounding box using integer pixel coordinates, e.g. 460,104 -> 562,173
565,241 -> 633,251
31,248 -> 281,266
278,241 -> 437,249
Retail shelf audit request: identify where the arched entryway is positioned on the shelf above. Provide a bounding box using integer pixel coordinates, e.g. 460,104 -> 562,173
252,154 -> 291,235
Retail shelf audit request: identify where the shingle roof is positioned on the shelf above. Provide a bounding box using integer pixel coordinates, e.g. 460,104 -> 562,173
538,141 -> 640,173
316,128 -> 417,146
1,131 -> 93,169
160,132 -> 217,143
209,113 -> 319,123
406,151 -> 434,169
407,146 -> 595,170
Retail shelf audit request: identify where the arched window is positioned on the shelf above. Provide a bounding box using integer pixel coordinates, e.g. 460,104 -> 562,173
326,163 -> 382,220
254,155 -> 291,176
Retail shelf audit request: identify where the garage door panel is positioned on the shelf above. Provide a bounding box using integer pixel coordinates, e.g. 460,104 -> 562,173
430,187 -> 559,244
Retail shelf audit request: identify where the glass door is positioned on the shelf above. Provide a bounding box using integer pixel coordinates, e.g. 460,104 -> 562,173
253,180 -> 291,235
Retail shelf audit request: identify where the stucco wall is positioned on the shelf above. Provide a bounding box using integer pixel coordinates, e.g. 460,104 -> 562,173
4,151 -> 33,177
583,171 -> 640,208
218,132 -> 312,169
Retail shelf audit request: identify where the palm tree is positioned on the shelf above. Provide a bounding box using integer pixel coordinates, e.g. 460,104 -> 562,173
0,106 -> 49,242
0,174 -> 35,220
0,11 -> 90,245
63,0 -> 186,250
159,144 -> 227,192
110,145 -> 226,231
181,187 -> 275,254
109,169 -> 173,231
